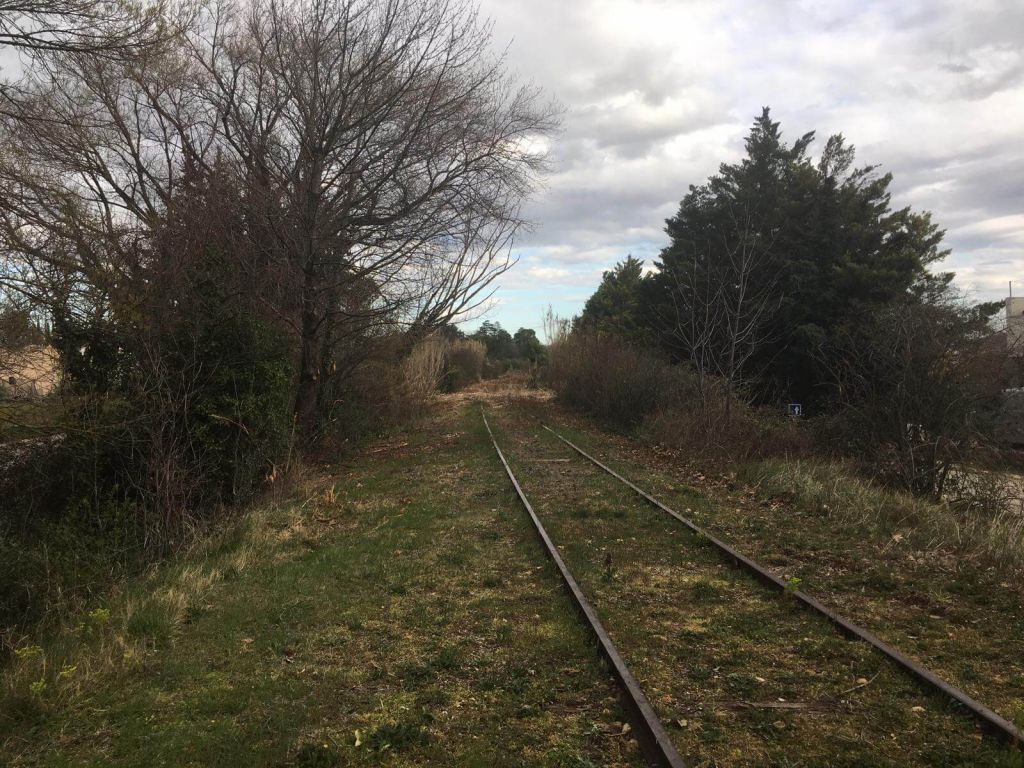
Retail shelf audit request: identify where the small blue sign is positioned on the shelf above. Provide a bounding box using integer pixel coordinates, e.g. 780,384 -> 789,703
787,403 -> 803,418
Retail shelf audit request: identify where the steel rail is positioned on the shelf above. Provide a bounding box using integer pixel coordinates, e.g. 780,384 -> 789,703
542,424 -> 1024,747
482,410 -> 687,768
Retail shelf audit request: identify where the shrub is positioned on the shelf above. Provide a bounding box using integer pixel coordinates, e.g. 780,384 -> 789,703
444,338 -> 486,391
0,310 -> 294,646
149,295 -> 295,514
546,330 -> 676,429
187,313 -> 294,504
321,334 -> 454,444
0,435 -> 70,529
827,299 -> 1003,499
322,344 -> 409,442
0,253 -> 297,648
643,400 -> 810,462
547,329 -> 810,460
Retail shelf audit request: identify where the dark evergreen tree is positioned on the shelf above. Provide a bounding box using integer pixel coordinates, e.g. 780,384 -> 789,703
471,321 -> 516,359
437,323 -> 465,341
513,327 -> 544,361
648,108 -> 951,408
577,256 -> 650,344
0,306 -> 45,349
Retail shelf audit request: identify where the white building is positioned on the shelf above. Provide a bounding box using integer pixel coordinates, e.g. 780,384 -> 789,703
1007,297 -> 1024,357
0,345 -> 59,399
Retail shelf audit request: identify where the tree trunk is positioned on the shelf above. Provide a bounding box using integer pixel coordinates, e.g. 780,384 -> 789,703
295,276 -> 321,440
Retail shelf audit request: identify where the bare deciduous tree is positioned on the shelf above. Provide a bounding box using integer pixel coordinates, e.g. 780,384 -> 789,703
0,0 -> 557,440
827,295 -> 1004,499
0,0 -> 164,55
190,0 -> 556,433
662,205 -> 779,423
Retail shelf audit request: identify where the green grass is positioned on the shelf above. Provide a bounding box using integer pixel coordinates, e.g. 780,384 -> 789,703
487,396 -> 1024,768
741,459 -> 1024,571
5,388 -> 1023,767
0,404 -> 645,767
533,395 -> 1024,735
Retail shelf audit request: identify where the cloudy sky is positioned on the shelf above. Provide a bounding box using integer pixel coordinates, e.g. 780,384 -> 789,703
466,0 -> 1024,337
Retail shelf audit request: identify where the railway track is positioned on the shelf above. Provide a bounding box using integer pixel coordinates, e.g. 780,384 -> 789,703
482,407 -> 1023,766
482,409 -> 686,768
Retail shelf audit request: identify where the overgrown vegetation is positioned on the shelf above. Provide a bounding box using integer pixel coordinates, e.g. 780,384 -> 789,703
0,0 -> 1019,763
402,334 -> 488,401
824,297 -> 1005,499
548,306 -> 1018,573
742,460 -> 1024,571
0,0 -> 555,652
547,330 -> 674,429
547,330 -> 808,460
487,399 -> 1024,766
560,109 -> 1010,501
0,404 -> 646,767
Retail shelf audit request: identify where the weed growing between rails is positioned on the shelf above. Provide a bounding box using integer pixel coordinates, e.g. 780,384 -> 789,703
543,424 -> 1023,746
481,407 -> 686,768
486,402 -> 1024,765
502,389 -> 1024,743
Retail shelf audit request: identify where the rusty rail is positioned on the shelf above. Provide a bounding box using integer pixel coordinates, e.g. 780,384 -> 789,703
542,424 -> 1024,748
482,409 -> 687,768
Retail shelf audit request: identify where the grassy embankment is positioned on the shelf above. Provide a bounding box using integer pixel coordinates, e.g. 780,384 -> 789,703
1,397 -> 645,767
3,383 -> 1022,767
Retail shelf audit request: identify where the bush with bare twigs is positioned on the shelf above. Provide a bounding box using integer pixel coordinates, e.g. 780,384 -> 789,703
826,297 -> 1004,500
444,338 -> 487,391
546,330 -> 675,429
547,329 -> 808,460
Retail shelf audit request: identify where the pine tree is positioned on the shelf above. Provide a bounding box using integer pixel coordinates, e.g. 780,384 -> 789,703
577,256 -> 649,344
649,108 -> 950,408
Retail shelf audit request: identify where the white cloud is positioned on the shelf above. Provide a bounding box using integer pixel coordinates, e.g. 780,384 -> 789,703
953,215 -> 1024,243
471,0 -> 1024,328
